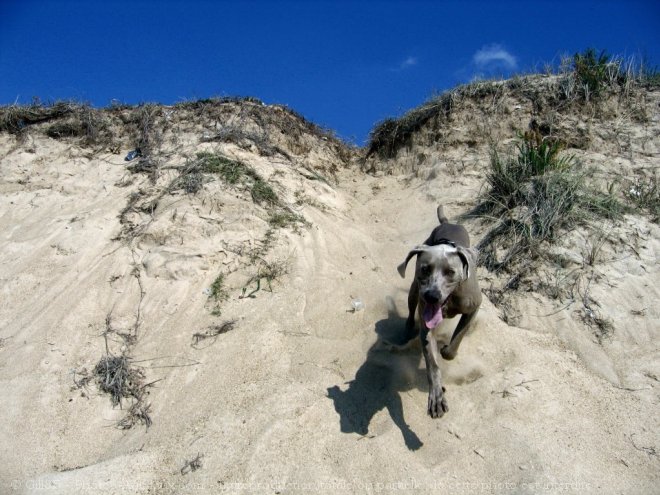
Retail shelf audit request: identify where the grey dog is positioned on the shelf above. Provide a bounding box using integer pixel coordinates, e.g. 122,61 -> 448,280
397,206 -> 482,418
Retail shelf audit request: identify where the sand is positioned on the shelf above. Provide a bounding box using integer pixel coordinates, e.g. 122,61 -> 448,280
0,93 -> 658,495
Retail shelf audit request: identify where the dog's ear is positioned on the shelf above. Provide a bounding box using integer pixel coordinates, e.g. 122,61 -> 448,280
397,245 -> 428,278
455,246 -> 478,280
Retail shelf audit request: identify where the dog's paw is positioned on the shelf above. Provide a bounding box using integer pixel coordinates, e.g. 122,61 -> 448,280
427,386 -> 448,418
441,345 -> 457,360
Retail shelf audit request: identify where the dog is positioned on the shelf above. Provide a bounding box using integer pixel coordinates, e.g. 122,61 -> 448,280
397,205 -> 481,418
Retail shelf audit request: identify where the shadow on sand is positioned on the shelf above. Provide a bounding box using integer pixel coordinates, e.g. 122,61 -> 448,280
327,298 -> 425,450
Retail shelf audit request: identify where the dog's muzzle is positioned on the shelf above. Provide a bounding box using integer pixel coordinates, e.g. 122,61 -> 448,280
422,290 -> 447,329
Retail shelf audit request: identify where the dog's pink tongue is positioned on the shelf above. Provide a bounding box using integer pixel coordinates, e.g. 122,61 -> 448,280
423,303 -> 444,329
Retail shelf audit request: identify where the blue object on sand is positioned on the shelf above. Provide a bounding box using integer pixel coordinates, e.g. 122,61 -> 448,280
124,149 -> 141,161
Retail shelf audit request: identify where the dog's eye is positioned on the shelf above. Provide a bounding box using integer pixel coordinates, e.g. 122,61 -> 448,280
445,269 -> 455,277
420,265 -> 431,276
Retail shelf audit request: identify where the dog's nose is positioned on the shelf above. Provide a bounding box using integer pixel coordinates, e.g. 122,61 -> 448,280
422,289 -> 441,305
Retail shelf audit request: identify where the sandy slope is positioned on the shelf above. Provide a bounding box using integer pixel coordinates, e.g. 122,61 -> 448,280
0,102 -> 659,495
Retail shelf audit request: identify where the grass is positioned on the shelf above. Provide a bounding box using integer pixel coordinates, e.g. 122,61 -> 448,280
196,152 -> 253,183
172,152 -> 280,205
470,131 -> 624,273
241,257 -> 291,298
366,94 -> 453,159
0,99 -> 115,147
638,63 -> 660,88
483,129 -> 573,212
209,273 -> 228,301
73,281 -> 154,429
624,175 -> 659,222
0,99 -> 74,134
250,179 -> 278,205
173,171 -> 205,194
268,210 -> 308,230
93,354 -> 145,406
207,273 -> 228,316
176,96 -> 353,168
295,190 -> 327,210
573,48 -> 617,98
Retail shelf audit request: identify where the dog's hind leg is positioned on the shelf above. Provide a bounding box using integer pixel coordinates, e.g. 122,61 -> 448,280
441,309 -> 478,360
420,327 -> 448,418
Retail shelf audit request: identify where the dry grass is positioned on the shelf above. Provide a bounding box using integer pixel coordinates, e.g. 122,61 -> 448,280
124,104 -> 164,181
192,320 -> 237,348
93,354 -> 146,406
0,100 -> 116,148
180,453 -> 204,475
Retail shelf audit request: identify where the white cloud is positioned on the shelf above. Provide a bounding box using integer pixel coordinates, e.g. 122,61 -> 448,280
472,44 -> 517,70
400,56 -> 418,69
390,56 -> 418,72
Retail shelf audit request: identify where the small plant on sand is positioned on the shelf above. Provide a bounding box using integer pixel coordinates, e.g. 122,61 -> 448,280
210,273 -> 228,301
208,273 -> 228,315
240,257 -> 290,298
268,210 -> 308,231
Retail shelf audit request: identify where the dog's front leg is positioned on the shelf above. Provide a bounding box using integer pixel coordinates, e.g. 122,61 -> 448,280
441,309 -> 478,360
420,327 -> 448,418
403,280 -> 419,342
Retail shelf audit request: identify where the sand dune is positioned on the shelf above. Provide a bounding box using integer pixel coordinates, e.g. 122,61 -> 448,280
0,84 -> 658,494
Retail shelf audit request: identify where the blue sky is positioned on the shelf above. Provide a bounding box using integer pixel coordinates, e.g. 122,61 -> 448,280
1,1 -> 658,143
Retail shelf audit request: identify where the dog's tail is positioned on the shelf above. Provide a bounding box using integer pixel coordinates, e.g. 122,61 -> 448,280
437,205 -> 449,224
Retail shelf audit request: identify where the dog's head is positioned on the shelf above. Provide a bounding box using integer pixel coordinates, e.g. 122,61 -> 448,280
397,243 -> 477,328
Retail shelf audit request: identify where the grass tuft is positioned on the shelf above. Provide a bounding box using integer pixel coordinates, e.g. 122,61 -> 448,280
207,273 -> 228,316
172,152 -> 280,205
268,210 -> 308,230
209,273 -> 228,301
573,48 -> 619,98
624,175 -> 660,222
469,131 -> 624,272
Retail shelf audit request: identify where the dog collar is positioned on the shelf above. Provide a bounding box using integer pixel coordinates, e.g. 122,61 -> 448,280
432,238 -> 457,248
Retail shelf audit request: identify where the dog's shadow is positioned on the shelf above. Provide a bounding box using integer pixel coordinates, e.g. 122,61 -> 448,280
327,298 -> 425,450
